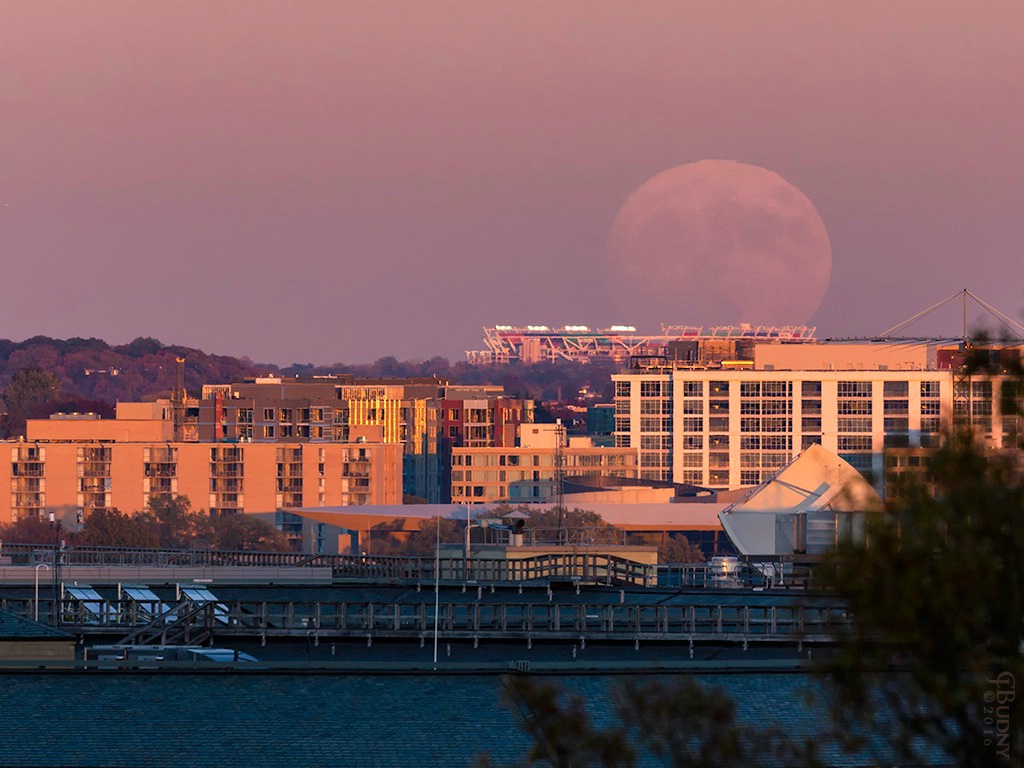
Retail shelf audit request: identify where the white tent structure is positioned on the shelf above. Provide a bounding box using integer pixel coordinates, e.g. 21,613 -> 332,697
719,443 -> 882,556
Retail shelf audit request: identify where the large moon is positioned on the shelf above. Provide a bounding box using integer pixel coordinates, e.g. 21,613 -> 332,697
607,160 -> 832,329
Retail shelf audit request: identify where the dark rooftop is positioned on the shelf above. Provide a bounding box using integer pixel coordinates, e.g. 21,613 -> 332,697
0,608 -> 72,640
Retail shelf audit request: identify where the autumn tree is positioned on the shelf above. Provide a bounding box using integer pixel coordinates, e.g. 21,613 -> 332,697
1,367 -> 62,437
139,495 -> 206,549
208,514 -> 291,552
76,508 -> 160,549
0,514 -> 62,546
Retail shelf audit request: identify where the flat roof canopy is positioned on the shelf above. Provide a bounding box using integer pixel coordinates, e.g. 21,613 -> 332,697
286,502 -> 727,533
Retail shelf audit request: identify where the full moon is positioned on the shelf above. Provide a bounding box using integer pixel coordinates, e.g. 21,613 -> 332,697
607,160 -> 832,329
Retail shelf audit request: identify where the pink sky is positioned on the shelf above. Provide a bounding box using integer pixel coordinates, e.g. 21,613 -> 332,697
1,2 -> 1022,363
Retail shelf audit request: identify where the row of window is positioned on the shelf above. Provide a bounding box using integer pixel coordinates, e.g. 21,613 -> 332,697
616,379 -> 947,399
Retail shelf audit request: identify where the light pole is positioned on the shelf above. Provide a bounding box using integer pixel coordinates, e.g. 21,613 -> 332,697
48,511 -> 63,625
463,507 -> 484,580
33,563 -> 50,623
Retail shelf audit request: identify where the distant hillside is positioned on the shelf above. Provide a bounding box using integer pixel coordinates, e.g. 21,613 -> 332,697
0,337 -> 268,404
0,336 -> 618,410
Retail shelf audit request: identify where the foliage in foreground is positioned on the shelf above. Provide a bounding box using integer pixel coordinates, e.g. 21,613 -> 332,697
817,428 -> 1024,767
486,428 -> 1023,766
477,675 -> 816,768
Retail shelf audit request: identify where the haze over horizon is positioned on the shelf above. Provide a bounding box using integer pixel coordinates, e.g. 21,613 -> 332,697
2,2 -> 1022,365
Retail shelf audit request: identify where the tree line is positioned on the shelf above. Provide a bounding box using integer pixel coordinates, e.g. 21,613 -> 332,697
0,496 -> 290,552
0,335 -> 619,437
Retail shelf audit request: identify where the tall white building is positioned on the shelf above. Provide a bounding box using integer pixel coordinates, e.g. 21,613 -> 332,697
612,342 -> 1019,492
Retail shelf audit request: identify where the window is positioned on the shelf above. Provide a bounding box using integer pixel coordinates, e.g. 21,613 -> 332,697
838,400 -> 872,415
841,453 -> 873,471
838,381 -> 872,397
921,381 -> 941,398
740,382 -> 760,397
615,400 -> 630,414
640,417 -> 662,432
640,435 -> 661,450
640,400 -> 663,414
740,470 -> 761,485
802,381 -> 822,397
761,400 -> 791,415
883,381 -> 909,397
681,435 -> 703,450
709,381 -> 729,396
615,434 -> 631,448
802,417 -> 822,433
615,381 -> 631,397
709,452 -> 729,468
682,399 -> 703,414
708,434 -> 729,449
263,408 -> 276,421
680,417 -> 704,432
973,380 -> 993,398
761,435 -> 791,450
883,417 -> 909,432
681,381 -> 702,397
709,417 -> 729,433
740,435 -> 760,450
740,401 -> 761,415
740,418 -> 760,433
838,418 -> 872,433
263,425 -> 275,438
681,452 -> 703,467
801,399 -> 822,414
640,380 -> 663,397
921,417 -> 941,433
921,401 -> 941,415
801,434 -> 822,449
761,382 -> 790,397
761,418 -> 792,433
708,399 -> 729,414
680,470 -> 703,484
615,417 -> 631,432
838,436 -> 873,451
884,400 -> 909,414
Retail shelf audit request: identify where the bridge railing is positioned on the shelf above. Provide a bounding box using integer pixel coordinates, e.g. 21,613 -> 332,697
0,596 -> 851,641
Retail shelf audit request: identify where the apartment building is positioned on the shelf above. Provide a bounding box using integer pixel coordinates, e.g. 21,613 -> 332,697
2,411 -> 402,524
612,342 -> 1021,493
191,378 -> 535,503
439,390 -> 533,449
451,423 -> 638,504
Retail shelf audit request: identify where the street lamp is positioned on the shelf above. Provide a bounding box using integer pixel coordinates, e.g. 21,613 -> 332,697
463,507 -> 485,580
33,563 -> 50,623
48,511 -> 62,624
